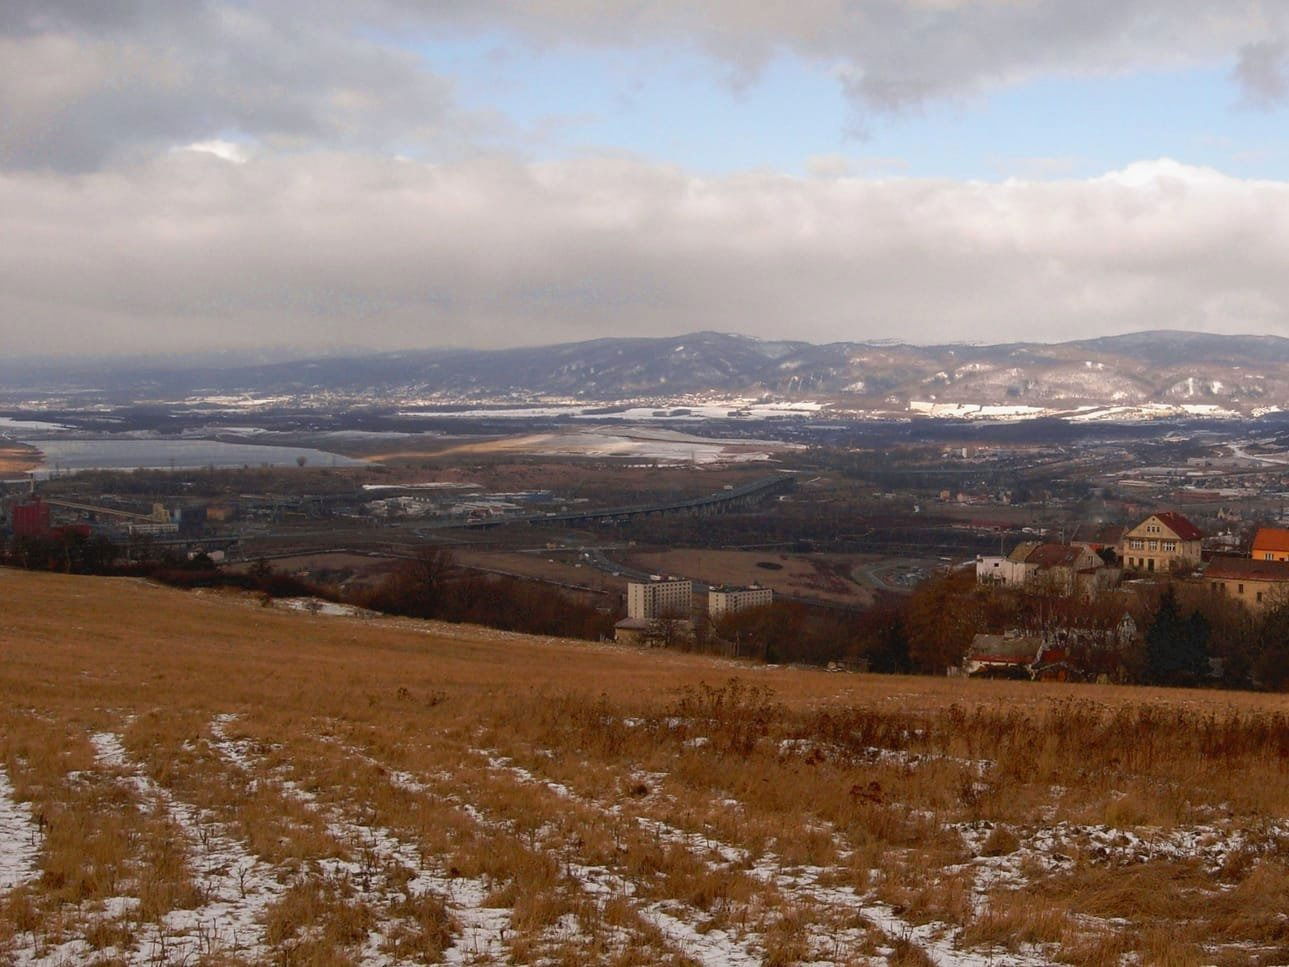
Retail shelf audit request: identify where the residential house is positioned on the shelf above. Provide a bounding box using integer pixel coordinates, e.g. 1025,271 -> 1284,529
613,617 -> 654,645
1120,512 -> 1203,573
975,554 -> 1008,585
1204,557 -> 1289,611
1251,527 -> 1289,563
1069,523 -> 1125,559
986,541 -> 1110,595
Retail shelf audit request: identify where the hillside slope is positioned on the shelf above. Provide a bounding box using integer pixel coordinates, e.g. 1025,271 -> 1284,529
2,569 -> 1289,963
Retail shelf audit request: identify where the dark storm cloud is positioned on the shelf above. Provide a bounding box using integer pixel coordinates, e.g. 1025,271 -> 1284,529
1234,40 -> 1289,107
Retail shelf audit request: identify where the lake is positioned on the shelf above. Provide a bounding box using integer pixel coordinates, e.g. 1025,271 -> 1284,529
22,439 -> 365,477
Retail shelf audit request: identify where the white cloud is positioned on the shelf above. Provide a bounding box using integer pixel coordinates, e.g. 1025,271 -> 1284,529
4,2 -> 1289,174
391,0 -> 1289,110
0,3 -> 474,171
3,153 -> 1289,354
180,140 -> 250,164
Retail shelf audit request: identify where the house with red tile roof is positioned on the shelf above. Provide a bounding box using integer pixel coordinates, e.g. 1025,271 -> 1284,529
1119,512 -> 1203,574
984,541 -> 1112,595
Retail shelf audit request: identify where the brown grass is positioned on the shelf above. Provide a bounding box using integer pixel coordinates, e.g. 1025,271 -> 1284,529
5,567 -> 1289,963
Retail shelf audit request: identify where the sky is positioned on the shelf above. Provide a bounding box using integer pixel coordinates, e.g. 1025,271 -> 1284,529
5,1 -> 1289,357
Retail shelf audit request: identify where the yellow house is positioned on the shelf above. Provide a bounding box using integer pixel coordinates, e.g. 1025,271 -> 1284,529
1252,527 -> 1289,563
1204,557 -> 1289,611
1120,512 -> 1203,573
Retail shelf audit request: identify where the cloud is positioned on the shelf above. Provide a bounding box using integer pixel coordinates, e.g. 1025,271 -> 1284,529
1234,40 -> 1289,106
3,153 -> 1289,355
0,2 -> 475,171
4,2 -> 1289,173
394,1 -> 1289,111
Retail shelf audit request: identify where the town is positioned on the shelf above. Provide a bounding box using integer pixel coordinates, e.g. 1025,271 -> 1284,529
8,411 -> 1289,690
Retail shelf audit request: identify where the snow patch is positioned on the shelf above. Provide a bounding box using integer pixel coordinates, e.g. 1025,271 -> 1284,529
85,730 -> 284,964
0,767 -> 41,892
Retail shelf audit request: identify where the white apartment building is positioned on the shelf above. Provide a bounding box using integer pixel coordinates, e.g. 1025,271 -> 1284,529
708,585 -> 773,619
626,577 -> 693,620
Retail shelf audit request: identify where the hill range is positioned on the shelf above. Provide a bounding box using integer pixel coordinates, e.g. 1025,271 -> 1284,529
8,329 -> 1289,420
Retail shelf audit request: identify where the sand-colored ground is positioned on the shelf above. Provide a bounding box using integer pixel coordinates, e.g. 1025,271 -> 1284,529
5,567 -> 1289,964
0,442 -> 40,474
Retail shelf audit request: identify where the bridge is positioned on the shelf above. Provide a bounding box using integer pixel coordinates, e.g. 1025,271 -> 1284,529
43,497 -> 170,523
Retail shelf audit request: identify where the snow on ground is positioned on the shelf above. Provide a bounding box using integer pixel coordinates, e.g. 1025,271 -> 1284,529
0,766 -> 41,892
777,737 -> 994,776
461,428 -> 787,464
328,741 -> 714,963
956,817 -> 1289,878
274,597 -> 371,618
909,401 -> 1056,420
74,731 -> 284,966
395,399 -> 827,422
210,718 -> 511,965
480,751 -> 751,866
475,747 -> 1063,966
0,417 -> 73,435
361,482 -> 481,490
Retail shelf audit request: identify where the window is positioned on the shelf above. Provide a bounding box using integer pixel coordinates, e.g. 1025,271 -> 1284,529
1266,553 -> 1276,561
1258,592 -> 1264,603
1239,584 -> 1245,594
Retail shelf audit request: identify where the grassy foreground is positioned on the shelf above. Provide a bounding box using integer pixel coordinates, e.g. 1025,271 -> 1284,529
2,568 -> 1289,965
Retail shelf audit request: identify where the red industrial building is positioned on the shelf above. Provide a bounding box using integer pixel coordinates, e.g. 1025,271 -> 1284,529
12,497 -> 51,537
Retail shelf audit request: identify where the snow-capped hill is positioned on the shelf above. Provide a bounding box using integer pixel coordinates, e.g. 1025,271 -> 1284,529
12,329 -> 1289,419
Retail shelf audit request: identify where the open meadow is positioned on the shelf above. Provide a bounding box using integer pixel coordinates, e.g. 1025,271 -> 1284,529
4,568 -> 1289,965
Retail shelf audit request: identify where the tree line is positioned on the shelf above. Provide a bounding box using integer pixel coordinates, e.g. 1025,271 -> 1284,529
1,533 -> 617,643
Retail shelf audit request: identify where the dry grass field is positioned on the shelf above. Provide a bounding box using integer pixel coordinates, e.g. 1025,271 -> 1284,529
4,568 -> 1289,965
623,550 -> 877,607
452,551 -> 626,594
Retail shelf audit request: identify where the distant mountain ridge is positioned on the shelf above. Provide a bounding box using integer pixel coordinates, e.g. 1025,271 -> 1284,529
10,330 -> 1289,416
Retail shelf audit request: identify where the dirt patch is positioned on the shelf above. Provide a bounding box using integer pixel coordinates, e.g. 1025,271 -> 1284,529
453,550 -> 627,595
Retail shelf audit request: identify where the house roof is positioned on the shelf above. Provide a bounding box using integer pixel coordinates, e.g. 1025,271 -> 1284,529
1152,512 -> 1203,541
1204,557 -> 1289,582
1024,543 -> 1092,568
1070,523 -> 1125,546
1007,541 -> 1041,563
967,634 -> 1042,664
1252,527 -> 1289,553
614,617 -> 653,630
